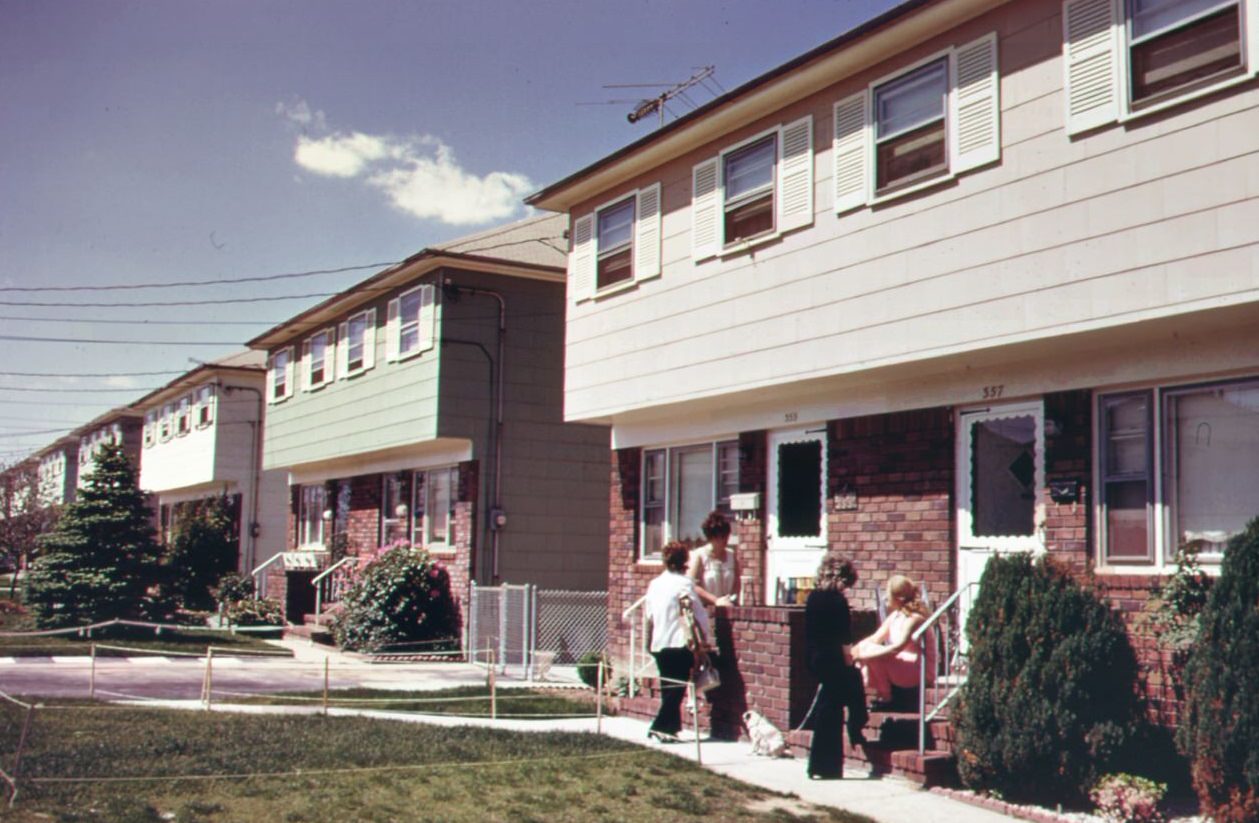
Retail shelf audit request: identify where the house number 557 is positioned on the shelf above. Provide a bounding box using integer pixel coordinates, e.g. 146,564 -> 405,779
982,385 -> 1005,400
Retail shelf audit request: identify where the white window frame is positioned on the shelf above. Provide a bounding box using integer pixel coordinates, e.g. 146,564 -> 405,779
159,403 -> 175,442
1094,375 -> 1259,573
1097,390 -> 1155,565
872,56 -> 951,196
303,328 -> 334,390
196,385 -> 215,428
721,130 -> 778,246
341,308 -> 376,376
176,395 -> 192,436
594,195 -> 636,294
638,439 -> 740,562
380,473 -> 409,547
569,183 -> 662,303
269,347 -> 294,403
299,484 -> 327,548
390,283 -> 436,362
1063,0 -> 1258,134
143,410 -> 157,448
413,466 -> 458,554
868,48 -> 957,203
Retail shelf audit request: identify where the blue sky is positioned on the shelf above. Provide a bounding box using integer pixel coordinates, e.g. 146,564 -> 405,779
0,0 -> 899,462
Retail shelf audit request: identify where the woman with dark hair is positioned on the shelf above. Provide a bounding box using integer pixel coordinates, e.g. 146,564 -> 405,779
804,551 -> 868,779
687,510 -> 741,607
644,540 -> 710,742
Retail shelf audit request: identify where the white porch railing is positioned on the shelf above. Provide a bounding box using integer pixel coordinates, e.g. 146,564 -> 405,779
912,581 -> 977,754
312,556 -> 359,617
621,594 -> 657,697
249,553 -> 285,601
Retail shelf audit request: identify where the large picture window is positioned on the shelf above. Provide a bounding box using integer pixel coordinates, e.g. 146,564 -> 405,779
1098,378 -> 1259,567
640,440 -> 739,559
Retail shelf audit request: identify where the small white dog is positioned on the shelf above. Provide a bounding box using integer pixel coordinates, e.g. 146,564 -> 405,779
744,710 -> 790,757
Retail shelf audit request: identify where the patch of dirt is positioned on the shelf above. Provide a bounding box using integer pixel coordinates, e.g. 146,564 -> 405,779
744,795 -> 829,818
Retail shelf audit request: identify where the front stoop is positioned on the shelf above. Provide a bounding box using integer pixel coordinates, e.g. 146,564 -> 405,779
282,612 -> 335,644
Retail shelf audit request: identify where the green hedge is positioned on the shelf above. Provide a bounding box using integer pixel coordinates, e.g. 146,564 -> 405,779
331,546 -> 457,653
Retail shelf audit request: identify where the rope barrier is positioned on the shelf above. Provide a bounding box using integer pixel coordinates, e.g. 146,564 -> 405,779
0,690 -> 33,710
23,749 -> 652,786
205,689 -> 590,705
0,617 -> 285,639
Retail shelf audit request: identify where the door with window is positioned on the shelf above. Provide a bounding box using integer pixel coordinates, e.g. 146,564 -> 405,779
956,401 -> 1045,639
767,426 -> 828,605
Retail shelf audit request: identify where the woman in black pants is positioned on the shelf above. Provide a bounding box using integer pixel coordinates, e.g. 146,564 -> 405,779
644,541 -> 711,742
804,551 -> 867,778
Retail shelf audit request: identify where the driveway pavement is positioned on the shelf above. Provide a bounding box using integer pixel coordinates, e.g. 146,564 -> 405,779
0,637 -> 1019,823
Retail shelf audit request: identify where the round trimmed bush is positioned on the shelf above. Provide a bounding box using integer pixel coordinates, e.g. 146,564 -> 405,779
576,650 -> 610,689
1177,517 -> 1259,823
331,546 -> 457,653
954,553 -> 1143,806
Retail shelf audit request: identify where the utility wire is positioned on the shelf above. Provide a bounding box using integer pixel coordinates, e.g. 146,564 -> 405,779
0,386 -> 159,394
0,262 -> 398,293
0,369 -> 184,378
0,315 -> 284,326
0,334 -> 242,346
0,292 -> 339,308
0,427 -> 70,438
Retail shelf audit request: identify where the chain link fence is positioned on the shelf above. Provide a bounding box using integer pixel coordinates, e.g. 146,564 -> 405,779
466,583 -> 606,680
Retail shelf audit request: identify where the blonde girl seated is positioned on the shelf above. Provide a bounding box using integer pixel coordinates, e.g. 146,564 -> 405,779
852,575 -> 936,707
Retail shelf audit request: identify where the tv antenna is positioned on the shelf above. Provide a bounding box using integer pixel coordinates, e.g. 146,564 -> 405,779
578,66 -> 723,128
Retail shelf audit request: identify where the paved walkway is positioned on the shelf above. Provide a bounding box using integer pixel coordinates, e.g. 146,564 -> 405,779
67,637 -> 1017,823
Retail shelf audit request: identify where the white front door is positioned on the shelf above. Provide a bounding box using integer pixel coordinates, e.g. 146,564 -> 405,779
955,401 -> 1045,641
767,425 -> 828,605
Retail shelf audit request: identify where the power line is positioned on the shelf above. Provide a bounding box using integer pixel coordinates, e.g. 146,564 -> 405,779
0,262 -> 398,293
0,427 -> 71,438
0,334 -> 242,346
0,315 -> 284,326
0,370 -> 184,378
0,386 -> 159,394
0,292 -> 339,308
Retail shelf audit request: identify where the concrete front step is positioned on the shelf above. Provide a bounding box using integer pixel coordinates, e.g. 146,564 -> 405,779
284,623 -> 333,643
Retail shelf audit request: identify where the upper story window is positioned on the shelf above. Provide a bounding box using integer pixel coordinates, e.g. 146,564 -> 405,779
386,284 -> 436,361
874,58 -> 949,193
1064,0 -> 1255,134
341,309 -> 376,375
569,185 -> 662,302
692,118 -> 813,260
269,347 -> 293,403
833,34 -> 999,212
723,134 -> 777,242
1097,377 -> 1259,569
176,395 -> 192,436
303,329 -> 334,390
640,440 -> 739,560
596,197 -> 635,290
143,410 -> 157,448
159,403 -> 175,442
196,385 -> 215,428
1129,0 -> 1242,104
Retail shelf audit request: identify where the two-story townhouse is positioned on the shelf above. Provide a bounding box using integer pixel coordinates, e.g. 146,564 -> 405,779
247,213 -> 611,625
133,350 -> 288,576
35,436 -> 79,508
74,407 -> 144,490
530,0 -> 1259,742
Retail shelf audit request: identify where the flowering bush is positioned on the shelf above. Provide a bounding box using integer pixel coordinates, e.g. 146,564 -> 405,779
331,543 -> 457,653
1090,774 -> 1166,823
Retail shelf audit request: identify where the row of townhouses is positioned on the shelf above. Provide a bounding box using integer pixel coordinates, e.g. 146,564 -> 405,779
8,0 -> 1259,765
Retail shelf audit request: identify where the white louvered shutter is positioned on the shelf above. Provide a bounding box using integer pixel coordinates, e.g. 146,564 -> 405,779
776,116 -> 814,233
300,339 -> 312,392
691,156 -> 721,260
266,355 -> 278,403
322,328 -> 335,383
336,323 -> 349,379
568,214 -> 595,303
1249,0 -> 1259,76
951,33 -> 1001,173
385,298 -> 401,362
832,90 -> 870,213
634,183 -> 662,282
418,284 -> 436,353
362,308 -> 377,370
1063,0 -> 1120,135
283,347 -> 294,398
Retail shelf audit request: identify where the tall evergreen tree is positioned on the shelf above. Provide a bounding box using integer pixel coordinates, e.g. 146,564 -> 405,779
24,442 -> 162,627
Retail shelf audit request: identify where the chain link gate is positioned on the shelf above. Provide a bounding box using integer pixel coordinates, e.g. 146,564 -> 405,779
467,583 -> 607,680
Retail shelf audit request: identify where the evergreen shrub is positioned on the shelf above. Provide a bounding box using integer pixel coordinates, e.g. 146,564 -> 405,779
166,495 -> 238,610
1177,517 -> 1259,823
576,650 -> 611,689
331,545 -> 457,653
954,553 -> 1143,806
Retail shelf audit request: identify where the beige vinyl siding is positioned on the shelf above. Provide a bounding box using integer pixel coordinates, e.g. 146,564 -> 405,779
438,269 -> 610,590
263,298 -> 441,471
562,0 -> 1259,422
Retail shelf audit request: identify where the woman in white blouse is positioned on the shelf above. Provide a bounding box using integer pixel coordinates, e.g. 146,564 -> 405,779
644,541 -> 711,742
687,510 -> 741,608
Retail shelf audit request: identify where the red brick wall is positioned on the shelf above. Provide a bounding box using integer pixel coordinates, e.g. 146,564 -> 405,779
1093,574 -> 1182,726
735,431 -> 768,605
344,474 -> 381,555
1043,390 -> 1092,574
829,408 -> 954,612
606,448 -> 660,666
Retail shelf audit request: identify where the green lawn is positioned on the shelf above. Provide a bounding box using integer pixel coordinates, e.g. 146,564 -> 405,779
0,701 -> 873,823
0,594 -> 286,658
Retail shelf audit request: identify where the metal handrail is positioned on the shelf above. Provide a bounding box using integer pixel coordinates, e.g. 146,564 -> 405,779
915,581 -> 977,754
312,556 -> 359,617
249,553 -> 285,600
621,594 -> 652,698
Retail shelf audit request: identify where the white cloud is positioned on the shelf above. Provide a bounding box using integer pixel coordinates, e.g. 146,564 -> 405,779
275,98 -> 327,131
281,105 -> 532,226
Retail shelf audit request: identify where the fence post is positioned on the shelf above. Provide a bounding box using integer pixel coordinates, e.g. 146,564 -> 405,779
489,648 -> 497,721
497,587 -> 507,675
525,584 -> 536,682
596,658 -> 604,734
11,702 -> 35,785
690,682 -> 702,766
323,657 -> 330,717
467,580 -> 477,666
203,649 -> 214,712
89,643 -> 96,700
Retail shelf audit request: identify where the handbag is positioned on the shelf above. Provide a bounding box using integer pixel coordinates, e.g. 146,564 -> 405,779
678,591 -> 721,693
693,652 -> 722,694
